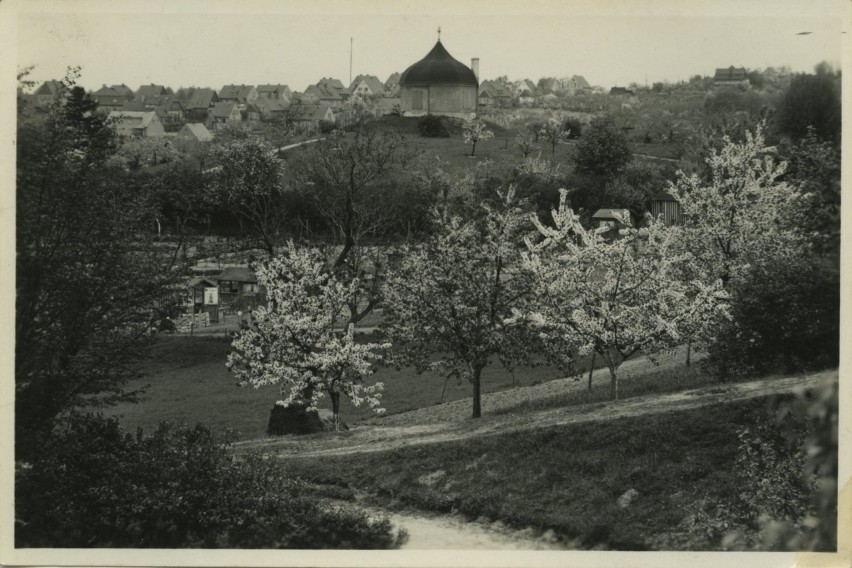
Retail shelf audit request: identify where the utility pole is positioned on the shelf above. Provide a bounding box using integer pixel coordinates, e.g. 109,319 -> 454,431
349,37 -> 353,87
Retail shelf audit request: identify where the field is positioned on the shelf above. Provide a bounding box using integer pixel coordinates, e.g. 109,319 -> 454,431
103,335 -> 591,440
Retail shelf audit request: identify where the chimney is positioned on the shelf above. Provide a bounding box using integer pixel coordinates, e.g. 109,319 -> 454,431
471,58 -> 480,82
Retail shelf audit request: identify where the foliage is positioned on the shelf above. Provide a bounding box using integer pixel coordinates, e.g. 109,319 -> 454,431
383,188 -> 535,418
775,71 -> 841,146
461,117 -> 494,157
211,138 -> 288,257
515,129 -> 535,158
667,124 -> 799,287
780,129 -> 841,254
705,255 -> 839,378
574,116 -> 633,177
16,414 -> 404,548
226,245 -> 388,429
15,69 -> 184,459
108,136 -> 181,171
418,115 -> 450,138
539,115 -> 571,158
688,380 -> 837,551
291,128 -> 411,323
523,190 -> 727,399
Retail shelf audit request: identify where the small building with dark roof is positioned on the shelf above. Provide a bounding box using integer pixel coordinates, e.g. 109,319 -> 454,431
591,208 -> 631,230
398,39 -> 478,118
647,192 -> 683,226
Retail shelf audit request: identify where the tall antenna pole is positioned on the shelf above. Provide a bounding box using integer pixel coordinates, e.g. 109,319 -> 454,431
349,37 -> 353,86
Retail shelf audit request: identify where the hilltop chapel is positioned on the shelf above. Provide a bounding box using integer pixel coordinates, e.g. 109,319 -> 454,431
398,31 -> 479,118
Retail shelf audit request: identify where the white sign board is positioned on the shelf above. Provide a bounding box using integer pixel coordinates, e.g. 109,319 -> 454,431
204,287 -> 219,305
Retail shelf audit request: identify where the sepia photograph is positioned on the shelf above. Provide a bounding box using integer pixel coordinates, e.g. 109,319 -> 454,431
1,0 -> 847,566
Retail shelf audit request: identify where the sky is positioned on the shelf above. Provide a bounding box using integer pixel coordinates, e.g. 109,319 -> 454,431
9,0 -> 847,93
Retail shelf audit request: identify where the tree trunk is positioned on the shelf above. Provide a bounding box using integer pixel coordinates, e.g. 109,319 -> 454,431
588,353 -> 596,392
330,390 -> 341,432
686,341 -> 692,368
472,366 -> 482,419
471,141 -> 477,157
609,366 -> 619,401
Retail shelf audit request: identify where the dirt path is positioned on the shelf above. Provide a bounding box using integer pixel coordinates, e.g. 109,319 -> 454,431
327,499 -> 564,550
236,369 -> 836,458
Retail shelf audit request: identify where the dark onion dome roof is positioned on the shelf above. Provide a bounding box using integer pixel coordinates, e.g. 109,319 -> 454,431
399,41 -> 478,87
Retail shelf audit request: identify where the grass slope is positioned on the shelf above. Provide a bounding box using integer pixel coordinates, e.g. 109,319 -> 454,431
103,335 -> 579,440
283,395 -> 796,551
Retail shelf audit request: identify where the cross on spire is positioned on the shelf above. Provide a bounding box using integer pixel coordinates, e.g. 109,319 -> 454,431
438,26 -> 441,40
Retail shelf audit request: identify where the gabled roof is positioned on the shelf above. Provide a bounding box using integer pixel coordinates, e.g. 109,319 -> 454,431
217,266 -> 257,283
289,104 -> 332,122
254,96 -> 289,114
107,110 -> 160,129
592,208 -> 631,221
211,101 -> 238,119
384,72 -> 401,87
136,84 -> 168,99
35,80 -> 63,97
186,88 -> 219,110
111,84 -> 134,98
713,66 -> 748,81
179,123 -> 214,142
218,84 -> 256,103
479,80 -> 511,97
306,84 -> 342,101
317,77 -> 346,91
399,41 -> 478,87
93,88 -> 128,107
568,75 -> 591,89
122,100 -> 148,112
256,84 -> 291,95
351,74 -> 385,94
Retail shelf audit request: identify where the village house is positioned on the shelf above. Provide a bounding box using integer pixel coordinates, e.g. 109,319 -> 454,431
287,104 -> 335,133
184,88 -> 220,122
92,85 -> 131,113
316,77 -> 350,100
713,66 -> 750,88
218,84 -> 259,108
384,72 -> 401,97
135,84 -> 170,105
210,101 -> 243,129
176,122 -> 214,143
34,80 -> 63,106
216,267 -> 264,312
256,84 -> 292,102
350,75 -> 385,98
478,80 -> 512,108
107,110 -> 166,138
253,96 -> 290,121
561,75 -> 592,94
303,83 -> 345,108
188,276 -> 221,325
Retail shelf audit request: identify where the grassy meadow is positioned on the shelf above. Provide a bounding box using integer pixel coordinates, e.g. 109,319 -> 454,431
284,394 -> 795,550
103,334 -> 586,440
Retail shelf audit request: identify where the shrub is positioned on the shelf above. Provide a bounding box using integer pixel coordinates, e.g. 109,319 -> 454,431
15,414 -> 403,548
319,120 -> 338,134
418,115 -> 449,138
706,255 -> 839,378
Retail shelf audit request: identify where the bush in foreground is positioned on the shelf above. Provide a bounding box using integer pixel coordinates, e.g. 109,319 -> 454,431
16,415 -> 403,549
